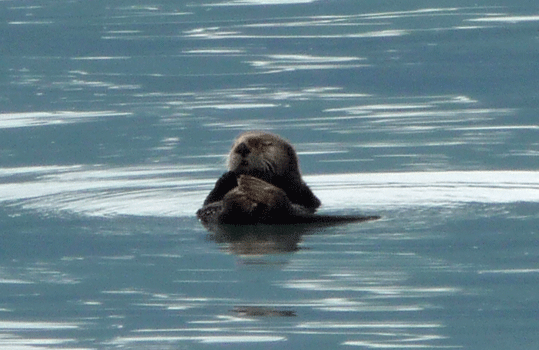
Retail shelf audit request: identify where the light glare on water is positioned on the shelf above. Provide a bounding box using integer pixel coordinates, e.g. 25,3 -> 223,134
1,1 -> 538,349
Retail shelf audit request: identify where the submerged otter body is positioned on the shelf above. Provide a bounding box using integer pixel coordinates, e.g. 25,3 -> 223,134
196,131 -> 379,226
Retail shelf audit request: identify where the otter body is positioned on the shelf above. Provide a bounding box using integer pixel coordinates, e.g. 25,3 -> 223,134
203,131 -> 320,212
197,131 -> 379,226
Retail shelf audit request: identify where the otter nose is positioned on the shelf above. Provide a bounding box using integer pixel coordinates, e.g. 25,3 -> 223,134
235,142 -> 251,157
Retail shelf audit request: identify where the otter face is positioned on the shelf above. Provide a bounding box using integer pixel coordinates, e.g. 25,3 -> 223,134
227,132 -> 298,178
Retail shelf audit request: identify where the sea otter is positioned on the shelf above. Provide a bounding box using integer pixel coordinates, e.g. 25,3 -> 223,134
196,131 -> 379,225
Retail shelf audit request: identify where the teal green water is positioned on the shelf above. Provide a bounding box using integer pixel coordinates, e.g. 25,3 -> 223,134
1,1 -> 539,349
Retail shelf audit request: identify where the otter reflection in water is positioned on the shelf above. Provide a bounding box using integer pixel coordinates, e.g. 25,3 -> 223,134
197,131 -> 379,226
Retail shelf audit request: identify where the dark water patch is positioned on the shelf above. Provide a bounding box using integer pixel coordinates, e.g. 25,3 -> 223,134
1,0 -> 539,349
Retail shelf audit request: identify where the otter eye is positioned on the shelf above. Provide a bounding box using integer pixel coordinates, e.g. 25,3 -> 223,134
248,139 -> 260,148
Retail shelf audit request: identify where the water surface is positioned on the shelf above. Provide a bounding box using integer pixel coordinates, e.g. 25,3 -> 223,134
1,0 -> 538,349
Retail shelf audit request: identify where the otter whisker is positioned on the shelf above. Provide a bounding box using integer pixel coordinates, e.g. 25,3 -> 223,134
263,159 -> 276,175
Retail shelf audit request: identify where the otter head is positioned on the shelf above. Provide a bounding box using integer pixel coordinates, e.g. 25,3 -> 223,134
227,131 -> 300,181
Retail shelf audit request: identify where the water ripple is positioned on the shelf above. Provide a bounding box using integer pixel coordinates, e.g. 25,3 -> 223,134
1,165 -> 538,217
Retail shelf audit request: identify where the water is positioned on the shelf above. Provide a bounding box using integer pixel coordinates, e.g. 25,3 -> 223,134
1,0 -> 539,349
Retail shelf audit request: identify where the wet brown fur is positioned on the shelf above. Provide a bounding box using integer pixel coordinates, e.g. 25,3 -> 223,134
197,131 -> 379,225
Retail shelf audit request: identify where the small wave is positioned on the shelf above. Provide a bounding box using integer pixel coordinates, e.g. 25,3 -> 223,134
0,111 -> 132,129
1,166 -> 538,218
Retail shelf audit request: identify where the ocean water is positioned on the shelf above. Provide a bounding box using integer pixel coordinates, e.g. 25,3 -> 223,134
1,0 -> 539,349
